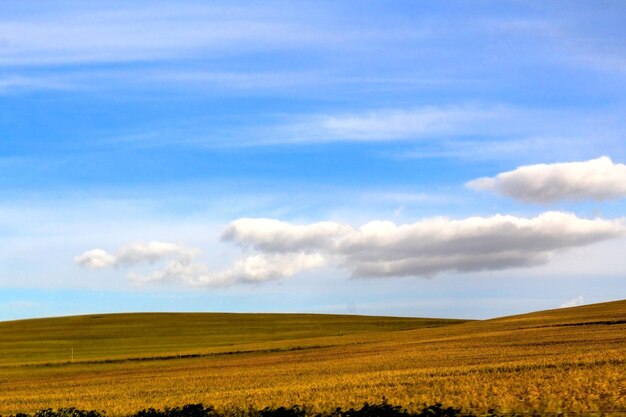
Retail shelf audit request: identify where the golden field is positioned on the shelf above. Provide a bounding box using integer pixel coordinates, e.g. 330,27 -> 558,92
0,301 -> 624,416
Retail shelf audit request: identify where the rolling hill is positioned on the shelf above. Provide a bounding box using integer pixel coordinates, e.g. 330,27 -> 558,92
0,301 -> 624,416
0,312 -> 465,366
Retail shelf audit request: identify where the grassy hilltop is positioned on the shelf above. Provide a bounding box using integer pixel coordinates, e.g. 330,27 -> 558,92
0,301 -> 624,415
0,312 -> 461,366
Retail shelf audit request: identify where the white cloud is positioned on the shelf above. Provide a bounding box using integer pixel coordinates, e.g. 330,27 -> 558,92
221,212 -> 625,278
115,241 -> 197,266
74,241 -> 195,269
75,249 -> 116,269
222,218 -> 350,252
242,253 -> 325,281
77,213 -> 626,286
200,252 -> 325,286
560,295 -> 585,308
76,240 -> 324,288
127,252 -> 324,287
467,156 -> 626,204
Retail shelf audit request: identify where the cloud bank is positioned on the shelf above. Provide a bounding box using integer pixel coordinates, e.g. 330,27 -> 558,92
77,212 -> 626,286
224,212 -> 625,278
467,156 -> 626,203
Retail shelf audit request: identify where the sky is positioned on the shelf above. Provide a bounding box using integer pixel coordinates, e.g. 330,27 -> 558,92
2,0 -> 626,321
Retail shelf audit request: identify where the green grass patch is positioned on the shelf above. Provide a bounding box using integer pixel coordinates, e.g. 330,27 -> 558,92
0,312 -> 467,366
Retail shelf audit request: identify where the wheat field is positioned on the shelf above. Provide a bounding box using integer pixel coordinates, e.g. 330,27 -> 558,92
0,301 -> 624,416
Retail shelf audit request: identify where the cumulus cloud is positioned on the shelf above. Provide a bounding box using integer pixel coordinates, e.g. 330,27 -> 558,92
76,240 -> 324,287
77,212 -> 626,286
218,252 -> 326,284
560,296 -> 585,308
127,252 -> 325,287
74,241 -> 196,269
467,156 -> 626,203
222,218 -> 350,252
114,241 -> 197,266
75,248 -> 116,269
221,212 -> 625,278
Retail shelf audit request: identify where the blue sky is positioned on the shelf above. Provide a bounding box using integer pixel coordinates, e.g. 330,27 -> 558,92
2,1 -> 626,321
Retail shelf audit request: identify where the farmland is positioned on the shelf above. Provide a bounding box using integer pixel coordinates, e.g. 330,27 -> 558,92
0,301 -> 625,416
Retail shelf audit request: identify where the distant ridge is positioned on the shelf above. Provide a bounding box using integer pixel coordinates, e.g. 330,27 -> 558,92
0,311 -> 467,366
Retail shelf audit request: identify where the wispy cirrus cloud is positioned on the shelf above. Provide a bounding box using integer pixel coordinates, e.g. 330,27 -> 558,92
0,3 -> 427,68
0,6 -> 311,66
277,105 -> 500,143
0,75 -> 73,94
467,156 -> 626,204
397,136 -> 607,162
87,104 -> 505,149
249,103 -> 626,149
98,103 -> 626,150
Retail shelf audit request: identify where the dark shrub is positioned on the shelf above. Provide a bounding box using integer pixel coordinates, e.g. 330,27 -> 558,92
135,408 -> 164,417
20,402 -> 483,417
416,403 -> 466,417
339,402 -> 410,417
135,405 -> 216,417
257,406 -> 306,417
34,409 -> 103,417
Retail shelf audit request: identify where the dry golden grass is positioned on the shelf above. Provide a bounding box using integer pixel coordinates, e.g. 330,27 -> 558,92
0,301 -> 624,416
